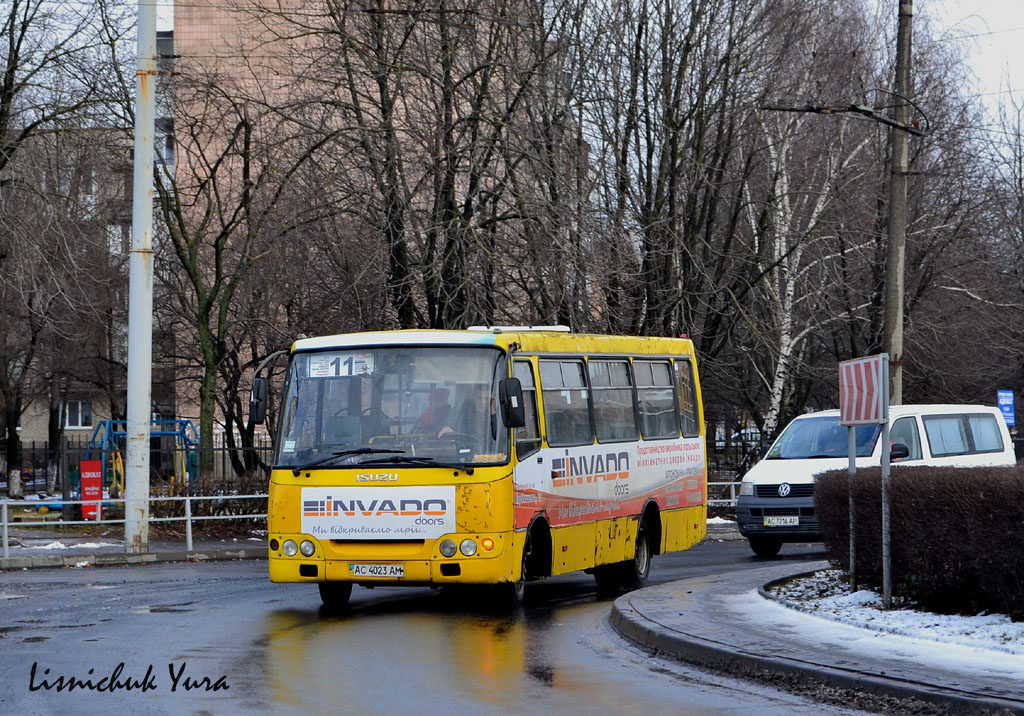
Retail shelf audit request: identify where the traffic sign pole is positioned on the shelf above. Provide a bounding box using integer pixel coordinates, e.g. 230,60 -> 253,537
839,354 -> 891,607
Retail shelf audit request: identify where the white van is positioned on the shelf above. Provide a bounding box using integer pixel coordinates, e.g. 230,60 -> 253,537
735,404 -> 1017,557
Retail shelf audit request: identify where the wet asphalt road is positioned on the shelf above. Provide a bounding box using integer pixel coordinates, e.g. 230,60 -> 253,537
0,540 -> 870,716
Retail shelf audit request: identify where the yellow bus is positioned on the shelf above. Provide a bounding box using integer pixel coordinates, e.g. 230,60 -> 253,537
251,327 -> 707,609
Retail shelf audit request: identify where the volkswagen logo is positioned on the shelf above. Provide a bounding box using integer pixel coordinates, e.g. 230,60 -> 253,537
777,483 -> 791,497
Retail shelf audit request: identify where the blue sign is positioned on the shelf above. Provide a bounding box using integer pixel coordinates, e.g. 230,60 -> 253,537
997,390 -> 1015,427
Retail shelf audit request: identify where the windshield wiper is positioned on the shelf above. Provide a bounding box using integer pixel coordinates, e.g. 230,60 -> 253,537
291,448 -> 404,476
356,455 -> 474,475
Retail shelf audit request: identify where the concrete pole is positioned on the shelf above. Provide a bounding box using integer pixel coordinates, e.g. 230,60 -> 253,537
125,1 -> 157,553
882,0 -> 913,406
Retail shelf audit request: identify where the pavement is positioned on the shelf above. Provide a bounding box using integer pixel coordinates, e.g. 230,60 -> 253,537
612,524 -> 1024,715
0,526 -> 264,570
3,521 -> 1022,714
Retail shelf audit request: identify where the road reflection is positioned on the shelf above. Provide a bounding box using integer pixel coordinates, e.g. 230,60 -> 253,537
261,589 -> 575,714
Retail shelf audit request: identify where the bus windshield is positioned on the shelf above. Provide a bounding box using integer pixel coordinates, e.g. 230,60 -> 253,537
765,416 -> 881,459
274,346 -> 509,469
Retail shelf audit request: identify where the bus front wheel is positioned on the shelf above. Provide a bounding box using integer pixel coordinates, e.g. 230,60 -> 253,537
496,535 -> 530,610
318,581 -> 353,611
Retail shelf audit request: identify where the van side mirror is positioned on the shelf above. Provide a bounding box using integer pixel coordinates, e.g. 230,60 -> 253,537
499,377 -> 525,429
250,377 -> 268,425
890,441 -> 910,461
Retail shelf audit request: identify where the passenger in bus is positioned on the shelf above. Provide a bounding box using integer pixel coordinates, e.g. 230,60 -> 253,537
439,387 -> 497,439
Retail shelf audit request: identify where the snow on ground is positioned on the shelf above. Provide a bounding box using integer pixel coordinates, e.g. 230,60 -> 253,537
765,568 -> 1024,657
22,540 -> 118,550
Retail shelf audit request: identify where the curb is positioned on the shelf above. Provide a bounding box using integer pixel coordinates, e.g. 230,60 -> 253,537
610,581 -> 1024,716
0,547 -> 266,571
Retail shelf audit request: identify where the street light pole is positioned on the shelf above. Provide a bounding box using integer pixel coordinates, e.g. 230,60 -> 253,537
125,0 -> 156,553
883,0 -> 913,406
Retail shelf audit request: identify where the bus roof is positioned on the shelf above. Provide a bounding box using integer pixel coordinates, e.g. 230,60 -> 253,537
292,329 -> 695,356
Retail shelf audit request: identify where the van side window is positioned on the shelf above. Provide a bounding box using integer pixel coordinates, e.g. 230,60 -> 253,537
889,417 -> 921,460
539,359 -> 594,446
589,359 -> 638,442
923,413 -> 1005,456
968,415 -> 1004,452
674,358 -> 700,438
634,359 -> 677,439
513,360 -> 541,458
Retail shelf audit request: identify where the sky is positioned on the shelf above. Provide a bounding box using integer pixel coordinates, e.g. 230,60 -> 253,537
926,0 -> 1024,109
152,1 -> 1017,97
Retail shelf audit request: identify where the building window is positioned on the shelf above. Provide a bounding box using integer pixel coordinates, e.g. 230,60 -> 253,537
66,400 -> 94,429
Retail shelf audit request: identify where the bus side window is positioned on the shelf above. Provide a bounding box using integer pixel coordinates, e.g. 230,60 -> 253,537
675,359 -> 700,438
590,359 -> 638,442
539,359 -> 594,447
513,360 -> 541,458
635,359 -> 677,439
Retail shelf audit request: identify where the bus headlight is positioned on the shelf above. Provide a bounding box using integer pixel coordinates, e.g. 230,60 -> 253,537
459,539 -> 477,556
299,540 -> 316,557
739,481 -> 755,496
439,539 -> 457,557
283,539 -> 298,556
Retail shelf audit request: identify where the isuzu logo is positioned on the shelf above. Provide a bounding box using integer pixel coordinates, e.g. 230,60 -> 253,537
356,473 -> 398,482
778,483 -> 791,497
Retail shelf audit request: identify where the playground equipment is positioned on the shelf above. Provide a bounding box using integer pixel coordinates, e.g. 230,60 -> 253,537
86,419 -> 200,496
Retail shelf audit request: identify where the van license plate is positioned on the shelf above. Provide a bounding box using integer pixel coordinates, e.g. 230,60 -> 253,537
764,516 -> 799,527
349,563 -> 404,578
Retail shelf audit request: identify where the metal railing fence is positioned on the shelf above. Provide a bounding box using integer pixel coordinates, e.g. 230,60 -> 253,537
0,443 -> 274,498
1,493 -> 267,557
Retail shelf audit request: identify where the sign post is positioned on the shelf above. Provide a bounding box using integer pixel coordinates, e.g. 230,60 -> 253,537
998,390 -> 1015,429
839,354 -> 890,603
79,459 -> 103,521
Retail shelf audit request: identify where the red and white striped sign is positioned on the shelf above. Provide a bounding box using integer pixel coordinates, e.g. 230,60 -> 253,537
839,354 -> 889,425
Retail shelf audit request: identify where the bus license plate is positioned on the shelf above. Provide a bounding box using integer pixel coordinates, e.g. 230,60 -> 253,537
764,516 -> 799,527
349,563 -> 404,578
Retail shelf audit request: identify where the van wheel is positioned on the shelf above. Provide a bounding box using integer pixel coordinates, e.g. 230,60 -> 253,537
749,537 -> 782,558
318,581 -> 353,611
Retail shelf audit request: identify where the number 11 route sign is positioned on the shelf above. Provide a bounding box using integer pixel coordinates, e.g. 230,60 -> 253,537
839,354 -> 889,426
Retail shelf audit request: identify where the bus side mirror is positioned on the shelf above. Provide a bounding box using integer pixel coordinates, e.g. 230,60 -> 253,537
890,441 -> 910,461
499,378 -> 525,429
250,377 -> 268,425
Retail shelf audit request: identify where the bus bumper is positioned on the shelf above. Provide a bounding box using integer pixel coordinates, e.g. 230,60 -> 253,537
267,531 -> 521,586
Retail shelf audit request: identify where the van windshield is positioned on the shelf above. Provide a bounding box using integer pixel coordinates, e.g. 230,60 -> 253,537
765,417 -> 881,459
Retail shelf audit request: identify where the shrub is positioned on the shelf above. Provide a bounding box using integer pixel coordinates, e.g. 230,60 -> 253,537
816,465 -> 1024,621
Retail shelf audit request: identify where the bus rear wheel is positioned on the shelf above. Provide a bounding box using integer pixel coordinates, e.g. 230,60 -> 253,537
619,520 -> 652,590
593,518 -> 652,593
318,581 -> 353,611
748,537 -> 782,558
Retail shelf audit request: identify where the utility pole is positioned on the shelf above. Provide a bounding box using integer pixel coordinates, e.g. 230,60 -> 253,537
125,0 -> 156,553
883,0 -> 913,406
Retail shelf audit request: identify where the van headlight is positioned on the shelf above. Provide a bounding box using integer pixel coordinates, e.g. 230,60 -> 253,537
739,481 -> 755,496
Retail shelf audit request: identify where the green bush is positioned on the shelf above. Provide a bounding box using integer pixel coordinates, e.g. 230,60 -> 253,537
816,465 -> 1024,621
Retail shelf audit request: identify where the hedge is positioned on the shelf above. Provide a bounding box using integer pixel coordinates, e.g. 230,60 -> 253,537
816,465 -> 1024,621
